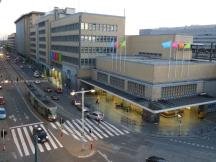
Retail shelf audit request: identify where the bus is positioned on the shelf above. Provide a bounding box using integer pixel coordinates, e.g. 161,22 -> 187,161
27,84 -> 57,121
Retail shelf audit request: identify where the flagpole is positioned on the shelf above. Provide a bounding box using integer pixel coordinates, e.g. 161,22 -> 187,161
181,48 -> 184,78
168,47 -> 172,79
116,39 -> 118,71
120,46 -> 122,72
124,8 -> 126,73
187,49 -> 190,77
175,48 -> 177,79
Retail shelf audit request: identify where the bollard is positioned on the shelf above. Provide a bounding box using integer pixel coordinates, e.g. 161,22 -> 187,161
60,131 -> 63,138
90,143 -> 93,150
3,144 -> 5,151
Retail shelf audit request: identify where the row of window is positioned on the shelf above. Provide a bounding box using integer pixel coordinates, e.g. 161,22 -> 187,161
39,57 -> 46,63
51,23 -> 79,33
38,21 -> 45,27
81,47 -> 116,54
139,52 -> 162,58
80,58 -> 96,66
30,32 -> 35,36
128,81 -> 145,97
39,44 -> 46,49
30,49 -> 36,53
39,37 -> 46,41
51,45 -> 79,53
81,35 -> 117,43
39,50 -> 46,56
51,35 -> 79,42
110,76 -> 125,90
30,38 -> 36,41
81,23 -> 118,32
30,43 -> 36,47
161,84 -> 197,99
39,30 -> 45,34
97,72 -> 108,84
61,55 -> 79,65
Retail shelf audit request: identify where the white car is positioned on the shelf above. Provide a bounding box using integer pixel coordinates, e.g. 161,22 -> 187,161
33,73 -> 40,78
86,111 -> 104,121
34,80 -> 41,84
0,107 -> 6,119
0,85 -> 2,89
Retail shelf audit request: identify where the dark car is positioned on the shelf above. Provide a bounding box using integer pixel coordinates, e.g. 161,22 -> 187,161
32,127 -> 48,143
51,95 -> 59,101
146,156 -> 167,162
0,96 -> 5,105
55,88 -> 63,94
44,87 -> 52,93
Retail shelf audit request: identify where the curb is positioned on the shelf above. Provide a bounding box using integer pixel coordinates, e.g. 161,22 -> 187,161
78,150 -> 95,158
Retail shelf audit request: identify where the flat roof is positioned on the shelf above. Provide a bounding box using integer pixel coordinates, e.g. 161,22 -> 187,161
81,78 -> 216,113
15,11 -> 44,23
101,56 -> 214,65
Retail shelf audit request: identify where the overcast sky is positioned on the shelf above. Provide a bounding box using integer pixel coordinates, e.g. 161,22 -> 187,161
0,0 -> 216,39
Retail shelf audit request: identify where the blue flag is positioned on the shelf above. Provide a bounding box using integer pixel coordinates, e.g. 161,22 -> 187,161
109,41 -> 115,48
161,41 -> 172,48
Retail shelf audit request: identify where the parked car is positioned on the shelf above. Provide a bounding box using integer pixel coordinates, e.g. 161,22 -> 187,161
146,156 -> 167,162
86,111 -> 104,121
32,127 -> 49,143
44,87 -> 52,93
0,96 -> 5,105
0,107 -> 6,119
51,95 -> 59,101
55,88 -> 63,94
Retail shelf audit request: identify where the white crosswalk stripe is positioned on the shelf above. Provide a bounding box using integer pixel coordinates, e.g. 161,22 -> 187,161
49,119 -> 130,142
66,120 -> 88,142
55,122 -> 69,135
10,123 -> 63,157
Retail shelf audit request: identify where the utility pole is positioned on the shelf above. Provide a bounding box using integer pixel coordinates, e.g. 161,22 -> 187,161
34,135 -> 38,162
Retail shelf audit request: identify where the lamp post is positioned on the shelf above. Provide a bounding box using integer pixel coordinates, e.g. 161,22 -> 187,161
70,88 -> 95,150
34,135 -> 38,162
177,114 -> 182,136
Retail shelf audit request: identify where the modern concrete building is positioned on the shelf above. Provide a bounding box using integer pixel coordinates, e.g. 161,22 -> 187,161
80,34 -> 216,122
15,11 -> 44,57
7,33 -> 16,52
139,24 -> 216,46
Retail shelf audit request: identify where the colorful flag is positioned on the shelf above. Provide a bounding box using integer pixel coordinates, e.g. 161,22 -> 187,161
50,52 -> 53,60
184,43 -> 190,49
120,39 -> 126,48
172,42 -> 178,49
114,41 -> 120,48
161,41 -> 171,48
109,41 -> 115,48
54,52 -> 57,60
178,41 -> 184,49
58,53 -> 62,61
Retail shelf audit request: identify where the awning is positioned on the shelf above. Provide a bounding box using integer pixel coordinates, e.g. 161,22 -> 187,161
80,79 -> 216,114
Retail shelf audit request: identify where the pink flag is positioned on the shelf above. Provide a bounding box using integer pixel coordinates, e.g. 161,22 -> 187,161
172,42 -> 178,49
114,41 -> 120,48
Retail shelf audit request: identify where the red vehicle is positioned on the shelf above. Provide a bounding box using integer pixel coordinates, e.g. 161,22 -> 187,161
55,88 -> 63,94
44,87 -> 52,93
0,96 -> 5,105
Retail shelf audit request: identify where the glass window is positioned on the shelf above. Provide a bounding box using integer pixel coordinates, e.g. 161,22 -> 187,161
84,23 -> 88,30
92,36 -> 96,42
81,23 -> 85,30
88,23 -> 92,31
81,36 -> 84,41
92,24 -> 96,31
84,59 -> 88,64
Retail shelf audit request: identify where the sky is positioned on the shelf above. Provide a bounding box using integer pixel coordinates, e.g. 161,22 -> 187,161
0,0 -> 216,39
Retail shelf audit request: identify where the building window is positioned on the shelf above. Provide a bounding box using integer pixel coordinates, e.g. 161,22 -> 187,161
110,76 -> 125,90
128,81 -> 145,97
51,45 -> 79,53
97,72 -> 108,84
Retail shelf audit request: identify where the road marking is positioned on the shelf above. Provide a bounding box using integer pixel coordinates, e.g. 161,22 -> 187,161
56,122 -> 69,135
40,124 -> 58,150
17,128 -> 30,156
104,121 -> 125,135
76,119 -> 98,140
11,129 -> 23,157
97,150 -> 112,162
10,122 -> 44,129
50,122 -> 57,129
23,127 -> 35,154
100,122 -> 120,136
83,119 -> 103,139
47,129 -> 63,148
123,129 -> 130,134
66,120 -> 88,142
72,120 -> 93,141
86,119 -> 109,138
92,120 -> 114,137
63,123 -> 80,141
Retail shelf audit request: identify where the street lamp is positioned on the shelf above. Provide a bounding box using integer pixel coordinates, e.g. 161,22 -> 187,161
177,114 -> 182,136
70,88 -> 95,150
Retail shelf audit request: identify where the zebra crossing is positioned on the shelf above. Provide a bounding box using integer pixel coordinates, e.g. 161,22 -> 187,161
50,119 -> 130,142
10,122 -> 63,158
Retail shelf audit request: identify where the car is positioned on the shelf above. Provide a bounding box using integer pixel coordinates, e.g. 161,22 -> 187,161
0,96 -> 5,105
86,111 -> 104,121
146,156 -> 167,162
0,85 -> 2,89
55,88 -> 63,94
0,107 -> 6,119
72,99 -> 81,106
34,80 -> 41,84
33,73 -> 40,78
76,106 -> 90,113
32,126 -> 48,143
51,95 -> 59,100
44,87 -> 52,93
